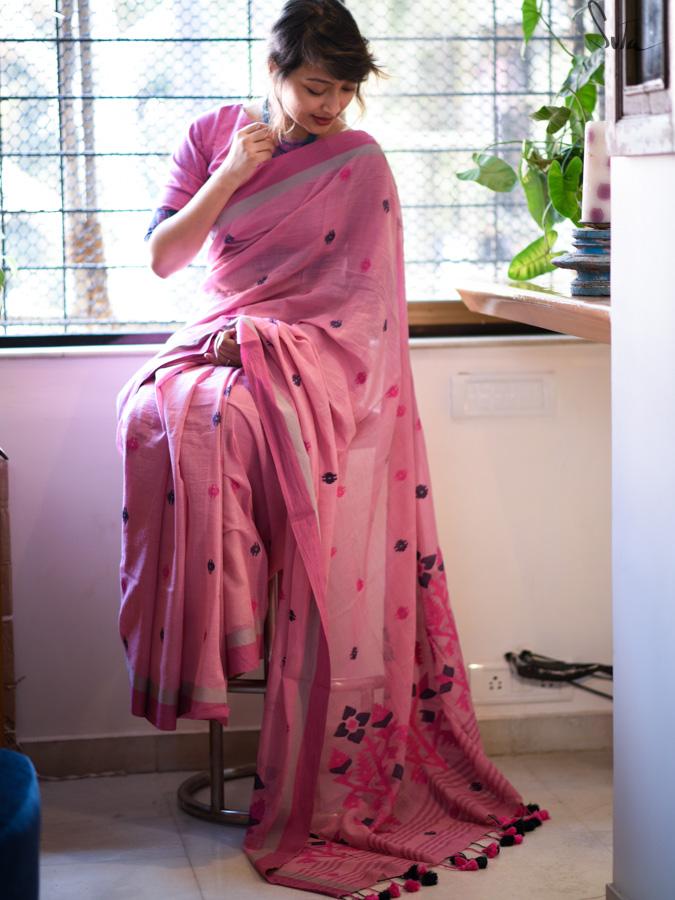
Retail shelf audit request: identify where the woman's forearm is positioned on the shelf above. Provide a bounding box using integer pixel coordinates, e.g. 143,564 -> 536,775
148,167 -> 242,278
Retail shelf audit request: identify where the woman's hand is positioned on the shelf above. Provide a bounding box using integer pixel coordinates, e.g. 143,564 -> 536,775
205,328 -> 242,367
219,122 -> 276,190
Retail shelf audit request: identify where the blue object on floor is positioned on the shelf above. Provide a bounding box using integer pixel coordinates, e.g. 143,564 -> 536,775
0,749 -> 41,900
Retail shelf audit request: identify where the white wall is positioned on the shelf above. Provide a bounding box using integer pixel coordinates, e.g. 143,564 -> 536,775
0,336 -> 611,742
610,153 -> 675,900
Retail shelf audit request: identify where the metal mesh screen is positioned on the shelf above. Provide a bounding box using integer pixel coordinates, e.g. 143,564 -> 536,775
1,0 -> 587,336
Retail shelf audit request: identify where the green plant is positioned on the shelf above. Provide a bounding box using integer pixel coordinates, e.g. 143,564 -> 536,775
456,1 -> 605,280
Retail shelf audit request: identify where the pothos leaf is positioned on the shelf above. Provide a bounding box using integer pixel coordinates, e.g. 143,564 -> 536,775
507,231 -> 560,280
564,81 -> 598,118
564,48 -> 605,94
546,107 -> 572,134
584,32 -> 606,51
520,160 -> 561,231
456,153 -> 518,192
547,156 -> 582,222
521,0 -> 541,44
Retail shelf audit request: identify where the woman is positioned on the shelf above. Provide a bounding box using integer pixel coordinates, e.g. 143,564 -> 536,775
117,2 -> 548,897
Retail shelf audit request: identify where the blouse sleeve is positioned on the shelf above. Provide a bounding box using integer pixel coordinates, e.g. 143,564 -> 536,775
144,117 -> 211,240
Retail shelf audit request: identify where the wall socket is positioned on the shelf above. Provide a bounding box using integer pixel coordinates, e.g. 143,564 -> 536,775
468,662 -> 574,704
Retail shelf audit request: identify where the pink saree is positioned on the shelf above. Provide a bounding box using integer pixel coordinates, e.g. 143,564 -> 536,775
118,121 -> 549,898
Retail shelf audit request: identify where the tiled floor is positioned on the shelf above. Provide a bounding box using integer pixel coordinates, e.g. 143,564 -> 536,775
39,749 -> 612,900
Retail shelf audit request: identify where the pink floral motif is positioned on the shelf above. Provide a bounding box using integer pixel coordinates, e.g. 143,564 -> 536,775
230,479 -> 240,491
356,578 -> 365,592
330,546 -> 338,557
386,385 -> 399,398
126,436 -> 139,451
329,747 -> 350,770
415,417 -> 422,430
303,440 -> 311,452
355,371 -> 367,385
251,598 -> 258,611
208,484 -> 220,498
161,565 -> 170,580
328,705 -> 407,820
337,485 -> 346,497
396,404 -> 406,417
396,606 -> 409,620
340,167 -> 352,180
395,469 -> 408,481
360,258 -> 372,273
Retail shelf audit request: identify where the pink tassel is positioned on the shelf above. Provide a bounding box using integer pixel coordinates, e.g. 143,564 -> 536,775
404,879 -> 421,892
539,808 -> 551,820
502,826 -> 517,836
461,859 -> 479,871
514,834 -> 524,845
484,842 -> 500,858
388,884 -> 401,898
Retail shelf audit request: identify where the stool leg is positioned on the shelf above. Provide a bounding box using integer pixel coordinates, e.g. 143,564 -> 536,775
209,720 -> 224,816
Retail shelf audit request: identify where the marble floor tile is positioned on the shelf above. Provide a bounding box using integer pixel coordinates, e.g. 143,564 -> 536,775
40,858 -> 202,900
38,751 -> 614,900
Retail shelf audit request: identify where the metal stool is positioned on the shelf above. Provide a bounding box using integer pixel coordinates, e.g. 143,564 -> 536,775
177,576 -> 277,825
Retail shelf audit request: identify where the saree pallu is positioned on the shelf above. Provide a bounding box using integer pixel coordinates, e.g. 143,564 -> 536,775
117,129 -> 548,897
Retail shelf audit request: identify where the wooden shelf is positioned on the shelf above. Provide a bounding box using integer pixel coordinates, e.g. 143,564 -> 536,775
455,282 -> 611,344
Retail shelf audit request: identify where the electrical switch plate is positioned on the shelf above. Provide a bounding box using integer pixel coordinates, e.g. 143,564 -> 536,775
469,662 -> 574,704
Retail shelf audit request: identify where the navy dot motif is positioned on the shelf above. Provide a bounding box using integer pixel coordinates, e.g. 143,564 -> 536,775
392,763 -> 404,780
416,484 -> 429,499
383,319 -> 388,332
394,539 -> 408,552
212,412 -> 222,427
330,319 -> 342,328
383,199 -> 390,213
470,781 -> 483,792
207,559 -> 215,573
322,472 -> 338,484
292,373 -> 302,386
167,490 -> 175,505
289,610 -> 296,622
325,229 -> 336,244
250,542 -> 261,556
224,385 -> 232,397
350,646 -> 358,659
257,275 -> 268,286
160,628 -> 164,642
224,234 -> 235,244
122,507 -> 129,524
122,636 -> 128,650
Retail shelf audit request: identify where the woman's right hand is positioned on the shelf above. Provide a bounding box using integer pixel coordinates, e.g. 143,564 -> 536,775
219,122 -> 276,189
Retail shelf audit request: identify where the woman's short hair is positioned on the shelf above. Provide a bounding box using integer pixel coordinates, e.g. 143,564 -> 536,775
267,0 -> 383,118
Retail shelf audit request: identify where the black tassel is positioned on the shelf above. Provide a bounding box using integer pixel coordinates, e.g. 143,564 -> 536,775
527,803 -> 540,813
500,835 -> 515,847
378,891 -> 392,900
403,865 -> 420,880
475,856 -> 488,870
420,872 -> 438,885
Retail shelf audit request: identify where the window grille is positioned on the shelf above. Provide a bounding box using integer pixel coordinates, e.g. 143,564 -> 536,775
0,0 -> 588,336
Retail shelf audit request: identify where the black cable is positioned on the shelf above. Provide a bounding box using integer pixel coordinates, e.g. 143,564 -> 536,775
504,650 -> 613,701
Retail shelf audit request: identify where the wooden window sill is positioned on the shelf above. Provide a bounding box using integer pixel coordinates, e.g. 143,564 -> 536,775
452,282 -> 611,344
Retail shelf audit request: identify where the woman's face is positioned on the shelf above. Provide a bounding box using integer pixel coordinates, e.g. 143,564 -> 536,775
273,63 -> 358,136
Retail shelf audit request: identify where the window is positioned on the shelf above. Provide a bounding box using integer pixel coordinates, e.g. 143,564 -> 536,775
1,0 -> 585,338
